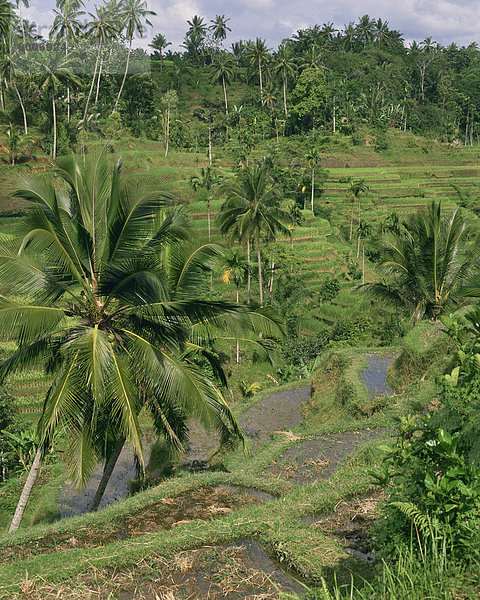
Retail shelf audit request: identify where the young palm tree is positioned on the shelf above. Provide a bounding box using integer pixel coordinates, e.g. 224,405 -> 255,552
210,51 -> 234,115
1,122 -> 34,164
149,32 -> 171,70
0,150 -> 253,531
189,166 -> 220,241
362,202 -> 480,321
217,166 -> 292,304
348,179 -> 369,239
113,0 -> 155,112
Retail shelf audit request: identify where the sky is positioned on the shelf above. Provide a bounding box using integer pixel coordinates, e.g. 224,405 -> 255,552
24,0 -> 480,51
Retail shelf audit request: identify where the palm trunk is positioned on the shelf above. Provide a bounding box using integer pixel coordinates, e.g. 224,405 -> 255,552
207,199 -> 211,241
350,203 -> 354,240
0,80 -> 4,111
9,447 -> 42,532
236,288 -> 240,363
247,238 -> 251,304
208,124 -> 212,166
84,39 -> 102,123
165,105 -> 170,157
269,260 -> 275,294
357,234 -> 360,258
256,237 -> 263,304
362,244 -> 365,284
311,167 -> 315,213
258,57 -> 263,101
113,38 -> 132,113
222,74 -> 228,115
90,437 -> 125,512
52,89 -> 57,159
13,80 -> 28,135
283,76 -> 287,116
95,57 -> 104,105
19,1 -> 27,57
65,37 -> 71,123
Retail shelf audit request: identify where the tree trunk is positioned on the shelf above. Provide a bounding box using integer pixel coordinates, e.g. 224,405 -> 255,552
258,57 -> 263,102
0,80 -> 4,111
52,89 -> 57,160
247,238 -> 251,304
9,447 -> 42,532
333,97 -> 336,133
13,80 -> 28,135
222,75 -> 228,115
362,244 -> 365,284
208,124 -> 212,166
95,57 -> 104,105
257,238 -> 263,304
89,437 -> 125,512
311,167 -> 315,213
113,39 -> 132,113
84,40 -> 102,124
349,201 -> 354,240
19,1 -> 27,57
283,76 -> 287,116
207,199 -> 211,241
236,288 -> 240,363
65,37 -> 70,123
165,105 -> 170,157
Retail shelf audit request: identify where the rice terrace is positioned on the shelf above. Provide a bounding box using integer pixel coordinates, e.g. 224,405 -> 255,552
0,1 -> 479,598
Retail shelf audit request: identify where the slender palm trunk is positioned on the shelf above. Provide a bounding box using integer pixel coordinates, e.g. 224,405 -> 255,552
236,288 -> 240,363
206,199 -> 211,241
362,244 -> 365,284
208,124 -> 212,166
9,447 -> 42,532
95,57 -> 104,105
19,2 -> 27,57
113,38 -> 132,113
165,105 -> 170,157
84,39 -> 102,123
311,167 -> 315,213
90,437 -> 125,512
349,202 -> 354,240
256,237 -> 263,304
246,238 -> 251,304
357,234 -> 360,258
52,89 -> 57,159
258,57 -> 263,101
13,80 -> 28,135
283,76 -> 287,116
65,37 -> 71,123
222,74 -> 228,115
0,80 -> 4,111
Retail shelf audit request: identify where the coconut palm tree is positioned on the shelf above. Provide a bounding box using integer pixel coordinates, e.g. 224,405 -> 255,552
307,147 -> 320,214
113,0 -> 155,113
51,0 -> 85,122
362,202 -> 480,321
272,44 -> 296,116
0,150 -> 253,531
83,4 -> 116,123
210,51 -> 234,115
245,38 -> 271,102
217,166 -> 292,304
14,0 -> 28,54
209,14 -> 231,44
348,179 -> 369,240
37,51 -> 80,158
149,32 -> 171,70
190,166 -> 220,241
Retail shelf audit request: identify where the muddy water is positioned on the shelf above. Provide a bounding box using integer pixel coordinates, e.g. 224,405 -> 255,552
360,353 -> 396,399
267,428 -> 384,485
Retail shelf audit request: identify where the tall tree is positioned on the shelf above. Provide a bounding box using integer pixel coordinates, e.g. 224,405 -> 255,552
246,38 -> 271,102
190,166 -> 220,241
209,14 -> 231,44
272,44 -> 296,116
210,51 -> 234,115
306,147 -> 320,213
113,0 -> 155,113
217,166 -> 292,304
0,151 -> 249,530
149,32 -> 171,70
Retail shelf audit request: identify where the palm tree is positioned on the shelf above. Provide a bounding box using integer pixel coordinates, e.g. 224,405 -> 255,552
348,179 -> 369,240
0,150 -> 250,531
37,51 -> 80,158
221,248 -> 250,363
113,0 -> 155,113
1,29 -> 29,134
149,32 -> 171,70
362,202 -> 480,321
246,38 -> 271,102
51,0 -> 85,122
272,44 -> 296,116
209,14 -> 231,44
217,166 -> 292,304
187,14 -> 207,38
355,15 -> 375,47
1,122 -> 34,164
210,51 -> 234,115
83,4 -> 116,123
14,0 -> 28,55
190,166 -> 220,241
307,147 -> 320,214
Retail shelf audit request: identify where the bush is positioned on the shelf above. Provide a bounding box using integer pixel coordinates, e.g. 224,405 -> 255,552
317,278 -> 340,303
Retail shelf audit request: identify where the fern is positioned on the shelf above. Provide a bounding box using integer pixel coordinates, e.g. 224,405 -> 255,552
391,501 -> 431,539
